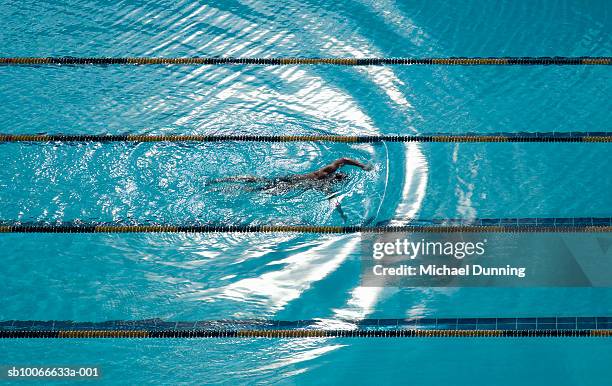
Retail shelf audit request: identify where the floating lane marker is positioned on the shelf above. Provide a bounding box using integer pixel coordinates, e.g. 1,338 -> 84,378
0,133 -> 610,143
0,57 -> 610,66
2,317 -> 612,338
0,217 -> 610,234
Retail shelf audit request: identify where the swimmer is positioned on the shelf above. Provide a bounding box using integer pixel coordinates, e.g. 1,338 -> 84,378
208,157 -> 373,221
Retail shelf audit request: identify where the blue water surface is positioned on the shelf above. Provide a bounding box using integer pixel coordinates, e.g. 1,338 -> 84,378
0,0 -> 611,384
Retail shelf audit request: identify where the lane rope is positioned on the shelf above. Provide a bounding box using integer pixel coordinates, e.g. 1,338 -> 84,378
2,317 -> 612,338
0,217 -> 610,234
2,329 -> 610,338
0,57 -> 610,66
1,133 -> 611,143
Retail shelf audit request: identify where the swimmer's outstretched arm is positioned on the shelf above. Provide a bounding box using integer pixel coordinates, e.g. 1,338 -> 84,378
307,158 -> 372,179
335,157 -> 370,170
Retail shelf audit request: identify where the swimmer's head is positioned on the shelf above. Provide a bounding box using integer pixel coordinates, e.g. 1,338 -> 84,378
332,172 -> 349,182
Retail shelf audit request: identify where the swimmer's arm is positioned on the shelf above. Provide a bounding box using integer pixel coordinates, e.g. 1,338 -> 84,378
334,157 -> 370,170
313,158 -> 372,178
335,202 -> 348,223
328,195 -> 348,223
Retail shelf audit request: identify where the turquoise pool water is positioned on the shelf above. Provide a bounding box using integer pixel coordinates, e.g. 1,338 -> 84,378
1,0 -> 611,384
